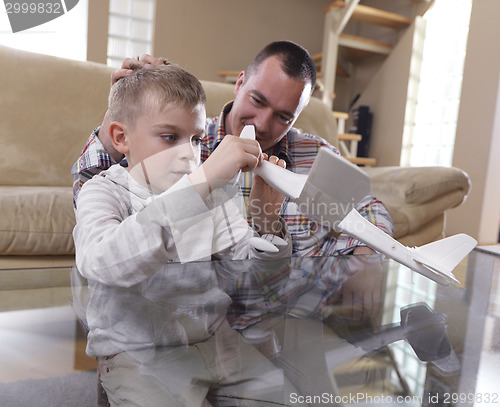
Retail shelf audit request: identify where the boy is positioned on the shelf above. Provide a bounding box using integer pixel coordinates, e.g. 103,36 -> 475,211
73,65 -> 304,406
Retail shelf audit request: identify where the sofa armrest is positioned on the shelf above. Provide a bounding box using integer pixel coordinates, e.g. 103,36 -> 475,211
363,166 -> 471,242
363,166 -> 470,206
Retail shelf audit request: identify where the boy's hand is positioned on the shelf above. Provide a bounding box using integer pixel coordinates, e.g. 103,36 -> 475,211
110,54 -> 168,86
189,135 -> 262,198
249,154 -> 286,236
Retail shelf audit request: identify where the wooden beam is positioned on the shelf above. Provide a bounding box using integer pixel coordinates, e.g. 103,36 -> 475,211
351,4 -> 411,29
338,133 -> 362,142
311,52 -> 322,63
333,111 -> 349,120
313,55 -> 350,78
324,0 -> 411,29
334,0 -> 360,35
347,157 -> 377,166
339,33 -> 392,55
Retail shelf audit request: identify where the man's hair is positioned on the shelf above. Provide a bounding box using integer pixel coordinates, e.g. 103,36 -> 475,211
246,41 -> 316,93
108,64 -> 206,128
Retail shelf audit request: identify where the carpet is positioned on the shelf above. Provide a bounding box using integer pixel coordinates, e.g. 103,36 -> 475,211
0,370 -> 98,407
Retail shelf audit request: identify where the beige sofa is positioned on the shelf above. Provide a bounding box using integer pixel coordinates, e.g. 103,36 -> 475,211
0,45 -> 471,274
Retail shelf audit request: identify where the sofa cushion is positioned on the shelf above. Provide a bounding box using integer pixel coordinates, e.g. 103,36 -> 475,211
384,188 -> 467,239
364,166 -> 471,205
0,186 -> 75,255
397,215 -> 445,247
0,46 -> 112,188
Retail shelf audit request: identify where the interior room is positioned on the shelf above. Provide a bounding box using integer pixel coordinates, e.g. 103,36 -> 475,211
0,0 -> 499,406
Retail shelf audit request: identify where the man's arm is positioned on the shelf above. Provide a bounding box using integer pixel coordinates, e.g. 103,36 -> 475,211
337,194 -> 394,255
314,136 -> 393,254
248,154 -> 288,237
283,130 -> 394,256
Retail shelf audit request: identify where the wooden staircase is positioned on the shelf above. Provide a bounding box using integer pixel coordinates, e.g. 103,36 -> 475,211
217,1 -> 427,166
334,111 -> 376,166
318,0 -> 419,166
319,0 -> 412,106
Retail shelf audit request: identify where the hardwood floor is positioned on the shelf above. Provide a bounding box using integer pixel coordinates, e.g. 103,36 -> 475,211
0,303 -> 96,383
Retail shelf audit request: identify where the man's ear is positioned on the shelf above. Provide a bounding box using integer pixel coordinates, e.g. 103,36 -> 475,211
109,121 -> 129,155
234,70 -> 246,95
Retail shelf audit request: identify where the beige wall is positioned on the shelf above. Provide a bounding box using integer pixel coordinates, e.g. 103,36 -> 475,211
447,0 -> 500,243
153,0 -> 330,82
87,0 -> 109,64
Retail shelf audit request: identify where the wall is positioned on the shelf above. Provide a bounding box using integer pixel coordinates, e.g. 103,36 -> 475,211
87,0 -> 109,64
153,0 -> 330,82
446,0 -> 500,243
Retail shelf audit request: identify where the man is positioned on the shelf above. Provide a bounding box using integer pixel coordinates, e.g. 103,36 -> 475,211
72,41 -> 393,256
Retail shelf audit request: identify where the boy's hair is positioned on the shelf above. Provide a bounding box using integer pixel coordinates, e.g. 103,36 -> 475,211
108,63 -> 206,128
245,41 -> 316,94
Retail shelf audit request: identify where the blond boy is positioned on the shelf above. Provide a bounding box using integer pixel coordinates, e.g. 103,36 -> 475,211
73,65 -> 304,406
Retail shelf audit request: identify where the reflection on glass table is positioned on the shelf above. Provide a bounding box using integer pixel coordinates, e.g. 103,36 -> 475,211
65,250 -> 499,407
0,250 -> 497,406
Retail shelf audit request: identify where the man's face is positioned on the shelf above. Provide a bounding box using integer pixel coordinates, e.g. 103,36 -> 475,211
229,55 -> 312,151
125,103 -> 206,193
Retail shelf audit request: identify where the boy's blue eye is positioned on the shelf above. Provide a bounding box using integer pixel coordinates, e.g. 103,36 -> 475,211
161,134 -> 176,142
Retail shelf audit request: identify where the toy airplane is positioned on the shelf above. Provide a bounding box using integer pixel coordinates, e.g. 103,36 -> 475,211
322,303 -> 460,375
241,125 -> 477,285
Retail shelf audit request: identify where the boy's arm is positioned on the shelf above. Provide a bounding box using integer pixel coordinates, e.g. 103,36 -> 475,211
73,178 -> 178,287
187,136 -> 292,259
75,172 -> 230,286
208,187 -> 292,261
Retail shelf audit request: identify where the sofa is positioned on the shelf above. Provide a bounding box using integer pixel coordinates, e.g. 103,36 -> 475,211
0,44 -> 471,275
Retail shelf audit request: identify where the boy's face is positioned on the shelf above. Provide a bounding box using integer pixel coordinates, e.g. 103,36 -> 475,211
125,103 -> 206,193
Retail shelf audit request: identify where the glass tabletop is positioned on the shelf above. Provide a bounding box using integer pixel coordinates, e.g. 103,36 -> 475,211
0,249 -> 498,407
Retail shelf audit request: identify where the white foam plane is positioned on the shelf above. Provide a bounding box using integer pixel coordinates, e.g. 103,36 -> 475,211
241,125 -> 477,286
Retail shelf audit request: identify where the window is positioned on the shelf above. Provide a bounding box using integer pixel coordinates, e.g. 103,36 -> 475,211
401,0 -> 473,167
107,0 -> 155,67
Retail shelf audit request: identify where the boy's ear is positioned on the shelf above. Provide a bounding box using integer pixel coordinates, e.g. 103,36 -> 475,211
109,121 -> 129,155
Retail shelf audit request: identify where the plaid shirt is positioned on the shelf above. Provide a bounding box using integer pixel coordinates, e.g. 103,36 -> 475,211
71,128 -> 127,211
73,104 -> 393,254
202,102 -> 393,256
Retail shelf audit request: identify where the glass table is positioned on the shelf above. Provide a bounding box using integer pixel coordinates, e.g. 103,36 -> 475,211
0,248 -> 498,406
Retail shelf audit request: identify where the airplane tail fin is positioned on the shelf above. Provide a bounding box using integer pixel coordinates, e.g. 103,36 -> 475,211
412,234 -> 477,279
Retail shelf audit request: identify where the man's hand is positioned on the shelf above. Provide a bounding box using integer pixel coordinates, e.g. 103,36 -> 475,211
248,154 -> 286,236
110,54 -> 168,86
